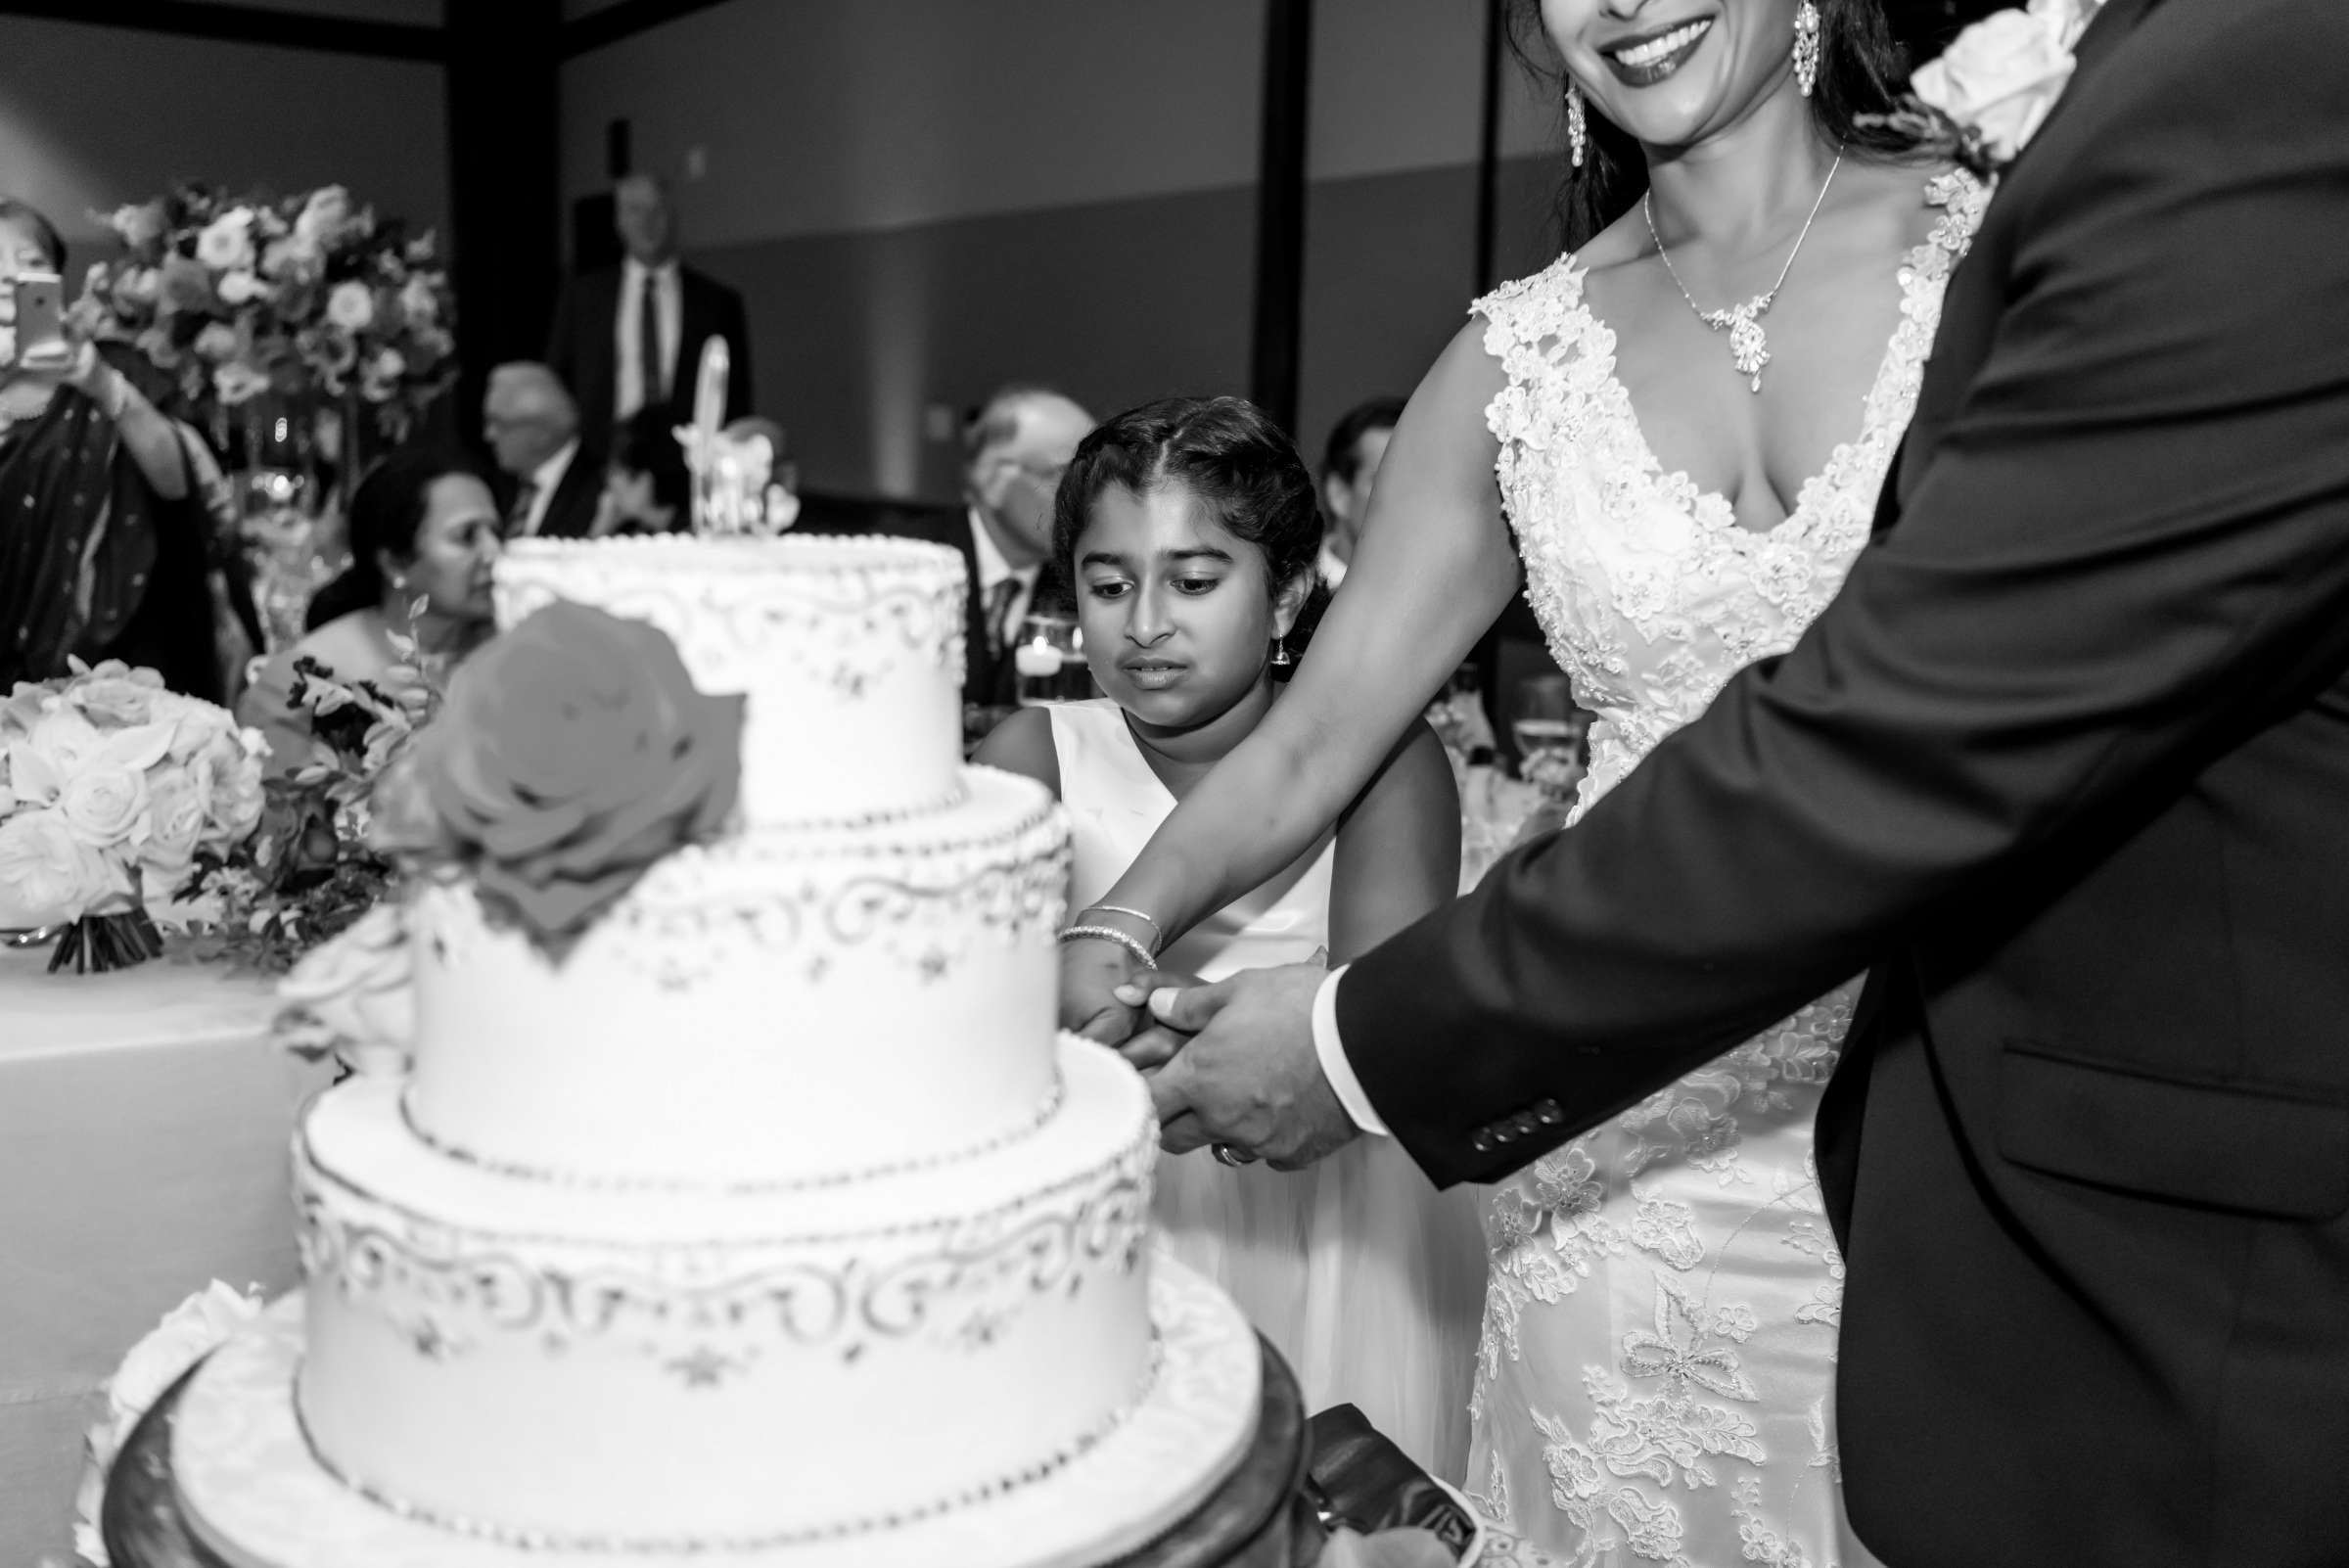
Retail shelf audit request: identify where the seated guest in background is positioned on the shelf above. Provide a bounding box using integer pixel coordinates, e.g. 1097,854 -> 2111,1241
484,363 -> 598,539
545,174 -> 752,436
590,404 -> 692,536
240,447 -> 498,771
856,385 -> 1094,714
1315,395 -> 1402,592
0,198 -> 221,699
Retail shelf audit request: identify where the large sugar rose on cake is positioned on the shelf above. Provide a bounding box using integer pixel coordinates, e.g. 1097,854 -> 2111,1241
408,601 -> 744,953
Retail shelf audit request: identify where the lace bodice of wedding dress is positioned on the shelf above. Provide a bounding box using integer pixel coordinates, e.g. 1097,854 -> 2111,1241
1457,171 -> 1988,1566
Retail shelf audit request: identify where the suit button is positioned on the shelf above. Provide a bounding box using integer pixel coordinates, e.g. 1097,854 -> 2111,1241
1511,1112 -> 1539,1135
1534,1102 -> 1564,1128
1470,1132 -> 1495,1154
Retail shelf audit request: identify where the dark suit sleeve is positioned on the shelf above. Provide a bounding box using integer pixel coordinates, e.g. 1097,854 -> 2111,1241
1337,10 -> 2349,1187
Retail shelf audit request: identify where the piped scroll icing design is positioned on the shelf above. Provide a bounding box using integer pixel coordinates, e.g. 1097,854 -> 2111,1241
295,1130 -> 1154,1383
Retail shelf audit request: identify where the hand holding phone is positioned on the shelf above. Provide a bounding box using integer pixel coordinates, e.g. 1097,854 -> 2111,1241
5,272 -> 72,372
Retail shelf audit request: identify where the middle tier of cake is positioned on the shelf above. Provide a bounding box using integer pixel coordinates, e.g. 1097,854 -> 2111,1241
404,765 -> 1069,1187
293,1037 -> 1160,1549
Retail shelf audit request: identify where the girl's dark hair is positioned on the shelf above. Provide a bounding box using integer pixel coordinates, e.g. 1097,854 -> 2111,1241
610,405 -> 691,520
1053,396 -> 1327,670
1504,0 -> 1918,250
303,445 -> 484,630
0,199 -> 67,273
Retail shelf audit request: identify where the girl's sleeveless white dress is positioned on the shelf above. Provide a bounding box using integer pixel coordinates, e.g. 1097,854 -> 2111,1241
1461,172 -> 1989,1565
1049,698 -> 1486,1481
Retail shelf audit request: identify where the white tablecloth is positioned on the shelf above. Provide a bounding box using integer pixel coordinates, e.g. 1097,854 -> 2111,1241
0,944 -> 330,1565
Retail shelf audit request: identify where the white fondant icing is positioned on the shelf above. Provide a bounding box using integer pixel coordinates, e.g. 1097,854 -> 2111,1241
403,767 -> 1068,1185
295,1039 -> 1158,1545
494,535 -> 968,826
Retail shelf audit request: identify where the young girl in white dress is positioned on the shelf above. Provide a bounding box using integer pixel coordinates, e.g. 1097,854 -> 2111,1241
979,395 -> 1486,1479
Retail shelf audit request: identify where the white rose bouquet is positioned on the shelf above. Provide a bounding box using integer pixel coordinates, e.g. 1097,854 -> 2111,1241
0,661 -> 264,973
275,899 -> 415,1077
70,1280 -> 265,1566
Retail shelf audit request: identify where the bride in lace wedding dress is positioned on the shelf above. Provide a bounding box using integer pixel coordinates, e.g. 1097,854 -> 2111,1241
1059,2 -> 1984,1563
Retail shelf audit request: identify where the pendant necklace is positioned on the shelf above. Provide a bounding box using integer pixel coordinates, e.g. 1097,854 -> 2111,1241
1644,149 -> 1843,393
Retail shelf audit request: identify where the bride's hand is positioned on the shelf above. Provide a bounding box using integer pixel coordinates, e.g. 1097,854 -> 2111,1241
1060,934 -> 1151,1045
1107,968 -> 1207,1070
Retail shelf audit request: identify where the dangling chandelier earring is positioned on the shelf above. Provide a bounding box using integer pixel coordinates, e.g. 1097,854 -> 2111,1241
1270,634 -> 1293,669
1566,82 -> 1588,168
1793,0 -> 1822,98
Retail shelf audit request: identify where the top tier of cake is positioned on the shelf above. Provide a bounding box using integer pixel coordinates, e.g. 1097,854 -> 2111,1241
496,535 -> 968,826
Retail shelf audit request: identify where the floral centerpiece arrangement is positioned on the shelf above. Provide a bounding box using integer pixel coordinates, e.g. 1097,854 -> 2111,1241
175,653 -> 438,974
71,181 -> 456,449
0,663 -> 264,973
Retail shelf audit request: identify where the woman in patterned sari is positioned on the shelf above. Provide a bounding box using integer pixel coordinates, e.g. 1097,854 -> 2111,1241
0,199 -> 221,701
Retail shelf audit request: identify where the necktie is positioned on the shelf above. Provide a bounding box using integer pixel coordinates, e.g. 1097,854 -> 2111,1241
638,271 -> 665,411
505,480 -> 537,539
984,576 -> 1021,659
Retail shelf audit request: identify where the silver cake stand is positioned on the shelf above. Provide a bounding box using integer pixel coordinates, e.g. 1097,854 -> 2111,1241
114,1262 -> 1313,1568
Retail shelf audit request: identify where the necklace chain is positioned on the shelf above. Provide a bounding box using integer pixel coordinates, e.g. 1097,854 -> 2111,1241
1644,150 -> 1844,393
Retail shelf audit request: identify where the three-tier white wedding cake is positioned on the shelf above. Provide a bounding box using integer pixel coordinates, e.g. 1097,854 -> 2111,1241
171,534 -> 1262,1568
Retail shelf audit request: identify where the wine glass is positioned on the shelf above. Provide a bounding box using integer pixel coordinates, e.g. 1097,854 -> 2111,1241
1011,612 -> 1092,707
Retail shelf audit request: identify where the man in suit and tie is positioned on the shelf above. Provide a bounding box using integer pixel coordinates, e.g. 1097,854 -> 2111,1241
483,363 -> 601,540
860,385 -> 1094,713
545,174 -> 753,441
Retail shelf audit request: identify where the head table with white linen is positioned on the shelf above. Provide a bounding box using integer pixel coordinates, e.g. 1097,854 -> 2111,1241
0,945 -> 332,1568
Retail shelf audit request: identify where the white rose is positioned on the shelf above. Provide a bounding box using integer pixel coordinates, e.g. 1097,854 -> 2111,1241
215,268 -> 269,305
0,809 -> 110,922
141,772 -> 209,877
198,731 -> 265,846
260,232 -> 320,281
325,279 -> 375,333
59,764 -> 152,850
192,321 -> 239,363
67,667 -> 164,727
278,902 -> 416,1072
193,208 -> 256,273
396,273 -> 439,327
1911,5 -> 2078,162
294,185 -> 353,248
371,346 -> 405,382
214,360 -> 270,407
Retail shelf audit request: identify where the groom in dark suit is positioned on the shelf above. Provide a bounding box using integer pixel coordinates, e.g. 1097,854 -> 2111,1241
545,174 -> 753,443
1150,2 -> 2349,1564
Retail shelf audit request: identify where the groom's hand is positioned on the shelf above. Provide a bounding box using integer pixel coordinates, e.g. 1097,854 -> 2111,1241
1144,964 -> 1358,1171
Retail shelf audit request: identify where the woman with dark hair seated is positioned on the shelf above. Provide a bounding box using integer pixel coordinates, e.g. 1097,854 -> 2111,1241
237,445 -> 499,770
590,405 -> 692,535
0,197 -> 224,699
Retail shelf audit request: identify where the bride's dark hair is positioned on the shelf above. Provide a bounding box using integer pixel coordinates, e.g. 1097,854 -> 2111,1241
1505,0 -> 1922,250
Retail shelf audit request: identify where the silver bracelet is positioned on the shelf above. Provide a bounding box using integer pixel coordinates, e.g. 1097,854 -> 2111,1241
1056,924 -> 1157,971
1080,903 -> 1164,952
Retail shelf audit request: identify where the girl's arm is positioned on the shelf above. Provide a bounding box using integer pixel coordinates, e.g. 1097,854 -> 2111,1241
972,705 -> 1062,799
1328,717 -> 1461,964
1064,318 -> 1518,1035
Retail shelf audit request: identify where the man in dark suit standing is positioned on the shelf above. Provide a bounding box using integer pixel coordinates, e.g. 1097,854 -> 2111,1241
853,385 -> 1094,714
1146,2 -> 2349,1565
545,174 -> 753,442
483,363 -> 600,540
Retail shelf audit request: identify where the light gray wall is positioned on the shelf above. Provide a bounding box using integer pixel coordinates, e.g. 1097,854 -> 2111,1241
0,14 -> 448,260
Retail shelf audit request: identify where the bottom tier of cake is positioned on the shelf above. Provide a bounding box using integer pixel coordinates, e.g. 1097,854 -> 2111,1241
284,1036 -> 1163,1547
172,1258 -> 1263,1568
